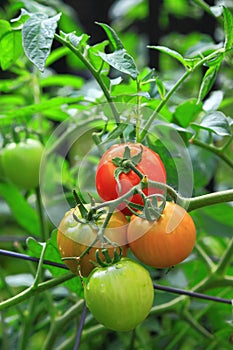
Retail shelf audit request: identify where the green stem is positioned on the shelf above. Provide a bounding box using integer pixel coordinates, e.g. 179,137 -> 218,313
214,237 -> 233,276
182,310 -> 214,339
0,272 -> 74,311
18,296 -> 37,350
43,300 -> 84,350
191,138 -> 233,169
35,187 -> 48,241
195,243 -> 216,270
186,189 -> 233,212
139,48 -> 225,142
54,33 -> 120,124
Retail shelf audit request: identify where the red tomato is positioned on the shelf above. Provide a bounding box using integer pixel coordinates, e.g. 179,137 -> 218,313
95,143 -> 166,215
127,202 -> 196,268
57,205 -> 129,277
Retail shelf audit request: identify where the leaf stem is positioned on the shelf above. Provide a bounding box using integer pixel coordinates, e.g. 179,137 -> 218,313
214,237 -> 233,276
35,186 -> 48,241
0,272 -> 74,311
191,138 -> 233,169
54,33 -> 120,124
139,48 -> 225,142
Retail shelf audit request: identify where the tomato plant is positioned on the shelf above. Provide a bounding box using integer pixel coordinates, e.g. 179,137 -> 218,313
127,201 -> 196,268
95,142 -> 166,214
57,205 -> 129,277
84,257 -> 154,331
1,139 -> 44,190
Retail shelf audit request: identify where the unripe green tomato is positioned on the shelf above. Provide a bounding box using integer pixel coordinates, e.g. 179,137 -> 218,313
2,139 -> 44,190
84,258 -> 154,331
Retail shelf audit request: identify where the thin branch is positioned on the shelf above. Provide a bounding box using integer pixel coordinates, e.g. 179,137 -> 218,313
153,283 -> 233,305
73,303 -> 87,350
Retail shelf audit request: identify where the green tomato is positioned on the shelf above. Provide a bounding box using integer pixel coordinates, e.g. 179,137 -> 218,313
2,139 -> 44,190
84,258 -> 154,332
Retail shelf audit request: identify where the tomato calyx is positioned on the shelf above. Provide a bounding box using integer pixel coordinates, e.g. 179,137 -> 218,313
94,247 -> 122,267
112,145 -> 144,192
128,194 -> 166,221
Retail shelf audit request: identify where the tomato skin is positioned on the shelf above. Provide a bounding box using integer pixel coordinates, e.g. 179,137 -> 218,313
57,206 -> 129,277
95,143 -> 166,215
2,139 -> 44,190
127,202 -> 196,268
84,258 -> 154,331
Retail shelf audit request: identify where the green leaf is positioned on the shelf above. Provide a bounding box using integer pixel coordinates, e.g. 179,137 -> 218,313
98,49 -> 138,79
223,7 -> 233,50
95,22 -> 124,51
203,90 -> 223,112
0,182 -> 40,235
87,40 -> 109,70
40,75 -> 83,89
148,45 -> 186,67
45,46 -> 70,67
22,13 -> 61,71
189,143 -> 218,189
67,33 -> 90,49
0,29 -> 23,70
197,63 -> 221,103
174,99 -> 202,128
156,77 -> 166,99
20,0 -> 57,17
2,96 -> 83,122
191,111 -> 232,136
0,20 -> 11,37
27,233 -> 84,297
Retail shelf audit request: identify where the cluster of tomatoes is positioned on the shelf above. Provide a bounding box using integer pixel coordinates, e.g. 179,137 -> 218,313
57,142 -> 196,332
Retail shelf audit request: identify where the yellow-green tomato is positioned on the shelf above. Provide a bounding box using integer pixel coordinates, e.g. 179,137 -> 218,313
2,139 -> 44,190
84,258 -> 154,332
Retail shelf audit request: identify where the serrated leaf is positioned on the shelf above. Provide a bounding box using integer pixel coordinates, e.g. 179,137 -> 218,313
223,7 -> 233,50
197,63 -> 221,103
0,182 -> 40,235
148,45 -> 186,67
0,30 -> 23,70
96,22 -> 124,51
20,0 -> 57,17
98,49 -> 138,79
27,233 -> 84,297
191,111 -> 232,136
22,13 -> 61,71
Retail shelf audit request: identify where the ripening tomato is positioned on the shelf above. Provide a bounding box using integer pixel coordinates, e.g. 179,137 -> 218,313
1,139 -> 44,190
84,258 -> 154,331
95,142 -> 166,215
57,205 -> 129,277
127,202 -> 196,268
